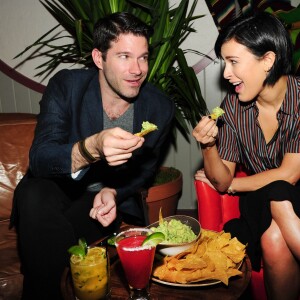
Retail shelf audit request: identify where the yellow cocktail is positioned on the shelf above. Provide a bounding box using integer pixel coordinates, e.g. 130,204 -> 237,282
70,247 -> 110,300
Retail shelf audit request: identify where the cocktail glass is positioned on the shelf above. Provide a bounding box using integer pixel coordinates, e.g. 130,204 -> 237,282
70,246 -> 110,300
115,228 -> 156,300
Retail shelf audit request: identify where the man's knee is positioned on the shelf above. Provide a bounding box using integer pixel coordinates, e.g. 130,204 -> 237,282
15,178 -> 68,217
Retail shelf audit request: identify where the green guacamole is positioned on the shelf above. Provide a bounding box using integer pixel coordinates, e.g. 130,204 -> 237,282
150,219 -> 196,244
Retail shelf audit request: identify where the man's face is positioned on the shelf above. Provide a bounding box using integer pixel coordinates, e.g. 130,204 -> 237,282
99,33 -> 149,100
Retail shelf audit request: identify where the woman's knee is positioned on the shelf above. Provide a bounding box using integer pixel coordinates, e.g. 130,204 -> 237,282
261,224 -> 285,258
261,223 -> 295,268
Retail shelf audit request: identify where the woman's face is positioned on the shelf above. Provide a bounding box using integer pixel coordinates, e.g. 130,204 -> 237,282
221,39 -> 268,102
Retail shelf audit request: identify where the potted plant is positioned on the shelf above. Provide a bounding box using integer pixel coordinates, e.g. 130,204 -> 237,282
146,167 -> 182,224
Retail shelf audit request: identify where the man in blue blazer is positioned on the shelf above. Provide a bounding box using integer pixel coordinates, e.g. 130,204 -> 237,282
13,12 -> 174,299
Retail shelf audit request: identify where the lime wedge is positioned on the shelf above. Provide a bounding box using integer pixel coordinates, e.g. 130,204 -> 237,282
107,235 -> 116,246
142,232 -> 165,246
68,245 -> 86,257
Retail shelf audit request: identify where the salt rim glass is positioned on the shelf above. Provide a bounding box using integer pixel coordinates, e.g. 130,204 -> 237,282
115,228 -> 155,300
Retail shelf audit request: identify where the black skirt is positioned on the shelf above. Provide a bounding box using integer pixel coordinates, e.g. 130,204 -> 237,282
223,180 -> 300,271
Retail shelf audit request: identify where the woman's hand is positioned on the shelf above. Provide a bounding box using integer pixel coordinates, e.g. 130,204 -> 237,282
194,168 -> 216,190
192,116 -> 218,146
90,187 -> 117,227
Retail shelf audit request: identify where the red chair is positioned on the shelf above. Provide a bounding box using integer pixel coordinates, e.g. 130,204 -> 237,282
194,169 -> 266,300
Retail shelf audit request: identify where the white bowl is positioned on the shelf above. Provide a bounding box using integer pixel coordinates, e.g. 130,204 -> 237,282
147,215 -> 201,256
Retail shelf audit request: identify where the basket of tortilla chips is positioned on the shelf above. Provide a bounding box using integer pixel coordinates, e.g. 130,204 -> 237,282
152,229 -> 246,286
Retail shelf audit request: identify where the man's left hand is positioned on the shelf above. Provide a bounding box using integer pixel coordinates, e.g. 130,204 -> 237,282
90,187 -> 117,227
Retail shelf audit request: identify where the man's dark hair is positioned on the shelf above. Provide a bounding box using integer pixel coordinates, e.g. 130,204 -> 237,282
214,12 -> 293,86
93,12 -> 153,60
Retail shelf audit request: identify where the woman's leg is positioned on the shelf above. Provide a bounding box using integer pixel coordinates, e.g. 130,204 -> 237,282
261,220 -> 300,300
271,200 -> 300,259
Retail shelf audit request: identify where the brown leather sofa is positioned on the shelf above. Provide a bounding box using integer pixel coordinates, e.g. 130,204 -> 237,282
0,113 -> 37,300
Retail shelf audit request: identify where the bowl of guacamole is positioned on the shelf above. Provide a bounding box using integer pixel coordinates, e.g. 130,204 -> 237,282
147,215 -> 201,256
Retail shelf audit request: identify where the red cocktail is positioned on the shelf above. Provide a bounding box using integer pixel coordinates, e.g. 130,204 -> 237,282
115,228 -> 155,300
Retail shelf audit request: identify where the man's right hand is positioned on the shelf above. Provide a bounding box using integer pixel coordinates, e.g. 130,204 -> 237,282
91,127 -> 144,166
72,127 -> 144,172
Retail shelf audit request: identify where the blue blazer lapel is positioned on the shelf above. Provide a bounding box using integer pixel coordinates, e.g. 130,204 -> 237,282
133,85 -> 150,134
80,72 -> 103,137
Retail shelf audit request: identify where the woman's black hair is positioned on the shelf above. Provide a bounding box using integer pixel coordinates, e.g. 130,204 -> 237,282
214,12 -> 293,86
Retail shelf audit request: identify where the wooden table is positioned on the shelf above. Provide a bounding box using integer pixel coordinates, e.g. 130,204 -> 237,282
61,229 -> 252,300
